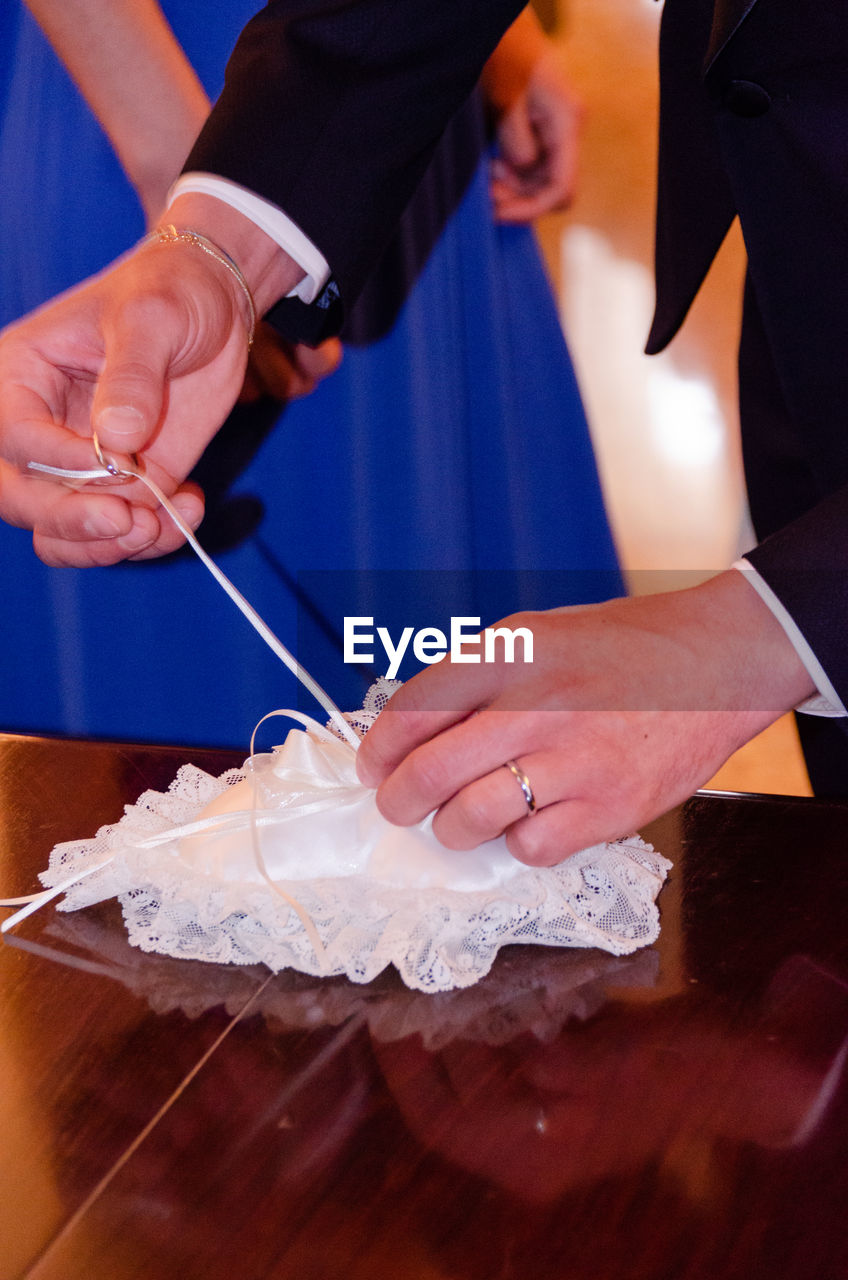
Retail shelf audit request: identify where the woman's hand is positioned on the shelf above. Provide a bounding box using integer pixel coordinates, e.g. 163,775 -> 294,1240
482,8 -> 582,222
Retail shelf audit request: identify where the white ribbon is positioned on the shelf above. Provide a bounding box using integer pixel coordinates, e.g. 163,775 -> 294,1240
1,859 -> 115,932
27,453 -> 361,750
2,443 -> 368,965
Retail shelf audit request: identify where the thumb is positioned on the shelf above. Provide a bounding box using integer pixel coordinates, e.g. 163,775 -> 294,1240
92,311 -> 171,455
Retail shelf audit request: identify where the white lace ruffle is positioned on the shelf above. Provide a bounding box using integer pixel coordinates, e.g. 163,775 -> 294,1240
40,756 -> 670,992
19,461 -> 671,993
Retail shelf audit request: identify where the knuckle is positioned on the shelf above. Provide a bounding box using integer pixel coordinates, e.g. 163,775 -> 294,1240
506,817 -> 560,867
428,813 -> 470,852
48,501 -> 88,543
33,534 -> 95,568
452,785 -> 498,841
499,608 -> 535,631
373,781 -> 420,828
405,747 -> 455,808
107,355 -> 155,386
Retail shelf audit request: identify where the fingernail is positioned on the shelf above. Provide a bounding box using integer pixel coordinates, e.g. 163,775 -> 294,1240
356,756 -> 378,788
96,406 -> 144,438
84,512 -> 123,538
120,523 -> 155,552
172,499 -> 203,532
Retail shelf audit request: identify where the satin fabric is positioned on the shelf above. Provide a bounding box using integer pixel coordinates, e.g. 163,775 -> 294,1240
179,722 -> 521,891
0,0 -> 621,746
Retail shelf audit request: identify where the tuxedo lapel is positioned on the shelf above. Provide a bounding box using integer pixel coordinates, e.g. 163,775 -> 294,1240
704,0 -> 761,69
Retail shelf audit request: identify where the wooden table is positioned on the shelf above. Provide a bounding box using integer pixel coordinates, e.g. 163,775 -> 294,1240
1,733 -> 847,1280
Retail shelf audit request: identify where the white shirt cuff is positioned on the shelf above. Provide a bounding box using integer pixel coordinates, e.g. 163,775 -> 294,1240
167,173 -> 331,305
733,559 -> 848,717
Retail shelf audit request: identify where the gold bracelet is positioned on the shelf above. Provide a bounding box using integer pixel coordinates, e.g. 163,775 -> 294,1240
139,223 -> 256,349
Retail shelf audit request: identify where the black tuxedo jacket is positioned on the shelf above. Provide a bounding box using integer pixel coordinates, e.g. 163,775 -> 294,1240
647,0 -> 848,712
186,0 -> 848,711
187,0 -> 523,341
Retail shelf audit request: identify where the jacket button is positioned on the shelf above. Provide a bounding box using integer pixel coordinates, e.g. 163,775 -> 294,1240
723,79 -> 771,117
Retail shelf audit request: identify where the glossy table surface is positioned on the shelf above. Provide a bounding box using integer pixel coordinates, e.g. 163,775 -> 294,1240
1,732 -> 847,1280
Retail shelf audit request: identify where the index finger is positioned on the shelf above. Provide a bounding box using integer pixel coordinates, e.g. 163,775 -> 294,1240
355,653 -> 501,789
0,381 -> 144,496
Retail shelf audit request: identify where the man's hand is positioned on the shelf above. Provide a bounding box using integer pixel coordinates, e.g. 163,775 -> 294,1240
482,9 -> 581,223
0,194 -> 304,566
356,572 -> 816,866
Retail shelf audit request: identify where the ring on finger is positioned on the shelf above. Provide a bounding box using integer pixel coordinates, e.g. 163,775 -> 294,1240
504,759 -> 537,816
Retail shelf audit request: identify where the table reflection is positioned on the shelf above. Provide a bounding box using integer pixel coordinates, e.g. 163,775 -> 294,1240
3,744 -> 848,1279
12,899 -> 848,1280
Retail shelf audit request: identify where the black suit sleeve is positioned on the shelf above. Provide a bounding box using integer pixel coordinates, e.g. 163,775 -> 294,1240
649,0 -> 848,714
185,0 -> 523,341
